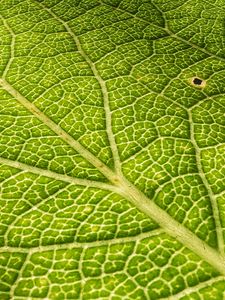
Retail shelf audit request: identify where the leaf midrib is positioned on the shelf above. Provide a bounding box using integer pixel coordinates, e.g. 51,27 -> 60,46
1,77 -> 225,276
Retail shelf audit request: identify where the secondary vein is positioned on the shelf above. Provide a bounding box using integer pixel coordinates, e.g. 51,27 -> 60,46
188,109 -> 224,255
0,17 -> 15,78
0,156 -> 119,193
0,229 -> 164,253
36,1 -> 122,175
0,78 -> 119,185
166,276 -> 225,300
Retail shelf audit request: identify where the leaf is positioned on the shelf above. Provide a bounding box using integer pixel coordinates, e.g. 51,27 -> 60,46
0,0 -> 225,299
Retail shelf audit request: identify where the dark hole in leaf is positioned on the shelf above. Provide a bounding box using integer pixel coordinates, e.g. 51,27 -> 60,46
193,78 -> 202,85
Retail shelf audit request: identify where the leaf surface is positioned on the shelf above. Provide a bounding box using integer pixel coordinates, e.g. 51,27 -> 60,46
0,0 -> 225,299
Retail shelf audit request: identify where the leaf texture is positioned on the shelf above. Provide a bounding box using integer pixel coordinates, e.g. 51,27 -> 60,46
0,0 -> 225,299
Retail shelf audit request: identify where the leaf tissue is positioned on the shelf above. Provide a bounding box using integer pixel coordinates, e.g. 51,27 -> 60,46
0,0 -> 225,299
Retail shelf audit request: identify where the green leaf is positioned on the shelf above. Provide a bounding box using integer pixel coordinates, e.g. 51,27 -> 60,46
0,0 -> 225,299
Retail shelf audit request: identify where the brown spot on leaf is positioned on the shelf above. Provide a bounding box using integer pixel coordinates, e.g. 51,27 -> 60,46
190,77 -> 206,88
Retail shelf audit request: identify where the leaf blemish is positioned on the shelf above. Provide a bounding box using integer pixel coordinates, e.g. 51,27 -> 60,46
193,78 -> 202,85
190,77 -> 206,88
